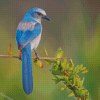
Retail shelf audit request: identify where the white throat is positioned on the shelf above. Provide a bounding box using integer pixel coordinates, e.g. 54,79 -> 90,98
34,17 -> 42,23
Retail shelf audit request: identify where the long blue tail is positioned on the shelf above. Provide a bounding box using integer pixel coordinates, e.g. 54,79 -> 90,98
22,44 -> 33,94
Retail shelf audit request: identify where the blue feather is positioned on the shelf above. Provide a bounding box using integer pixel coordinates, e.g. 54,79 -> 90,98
16,22 -> 41,50
22,43 -> 33,94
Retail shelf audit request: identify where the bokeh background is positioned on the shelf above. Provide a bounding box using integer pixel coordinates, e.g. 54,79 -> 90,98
0,0 -> 100,100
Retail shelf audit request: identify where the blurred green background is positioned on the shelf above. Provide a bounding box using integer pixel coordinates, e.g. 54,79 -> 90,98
0,0 -> 100,100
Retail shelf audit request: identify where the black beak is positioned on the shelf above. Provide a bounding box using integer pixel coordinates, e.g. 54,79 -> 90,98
42,15 -> 51,21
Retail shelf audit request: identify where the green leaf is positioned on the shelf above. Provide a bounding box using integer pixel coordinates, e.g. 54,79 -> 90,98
55,48 -> 63,58
66,63 -> 70,70
78,64 -> 83,71
64,76 -> 68,82
62,59 -> 67,67
61,59 -> 67,72
57,60 -> 61,65
52,78 -> 61,84
67,80 -> 72,85
52,62 -> 57,70
81,70 -> 88,73
75,89 -> 83,97
68,91 -> 75,97
44,47 -> 48,57
33,60 -> 43,68
79,64 -> 83,68
72,75 -> 76,87
71,71 -> 77,75
82,77 -> 85,83
52,76 -> 64,83
45,59 -> 53,65
69,75 -> 74,80
69,59 -> 74,68
85,92 -> 89,99
82,67 -> 86,70
61,85 -> 67,91
52,62 -> 57,67
54,65 -> 59,71
67,59 -> 74,70
78,77 -> 84,88
75,77 -> 81,86
78,98 -> 81,100
75,65 -> 80,71
58,76 -> 65,80
82,89 -> 88,93
52,70 -> 61,75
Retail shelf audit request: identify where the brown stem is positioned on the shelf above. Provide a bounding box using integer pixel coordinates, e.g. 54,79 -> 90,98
0,55 -> 73,60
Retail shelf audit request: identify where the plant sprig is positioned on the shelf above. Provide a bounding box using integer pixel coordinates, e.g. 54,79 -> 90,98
40,47 -> 90,100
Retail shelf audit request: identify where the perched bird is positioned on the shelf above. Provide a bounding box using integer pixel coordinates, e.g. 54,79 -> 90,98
16,8 -> 51,94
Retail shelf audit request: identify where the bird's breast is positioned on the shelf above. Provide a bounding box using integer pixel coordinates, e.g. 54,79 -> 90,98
30,33 -> 41,50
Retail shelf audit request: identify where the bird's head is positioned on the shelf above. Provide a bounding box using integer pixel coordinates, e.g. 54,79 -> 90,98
24,8 -> 51,23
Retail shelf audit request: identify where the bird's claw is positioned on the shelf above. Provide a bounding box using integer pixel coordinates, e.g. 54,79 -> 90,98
19,50 -> 22,61
35,53 -> 40,58
19,56 -> 22,61
34,54 -> 40,62
33,49 -> 40,62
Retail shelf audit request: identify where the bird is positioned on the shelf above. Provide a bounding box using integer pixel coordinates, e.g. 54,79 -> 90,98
16,8 -> 51,95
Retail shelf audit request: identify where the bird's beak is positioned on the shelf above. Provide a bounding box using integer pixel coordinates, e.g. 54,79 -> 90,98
42,15 -> 51,21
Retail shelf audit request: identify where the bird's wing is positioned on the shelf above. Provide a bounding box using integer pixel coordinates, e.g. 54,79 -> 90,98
16,21 -> 42,50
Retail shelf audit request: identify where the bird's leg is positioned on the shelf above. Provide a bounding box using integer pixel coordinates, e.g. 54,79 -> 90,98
19,50 -> 22,61
33,49 -> 40,62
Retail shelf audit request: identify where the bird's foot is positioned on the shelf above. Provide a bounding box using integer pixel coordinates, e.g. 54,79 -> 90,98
34,49 -> 40,62
35,53 -> 40,59
19,50 -> 22,61
35,53 -> 40,62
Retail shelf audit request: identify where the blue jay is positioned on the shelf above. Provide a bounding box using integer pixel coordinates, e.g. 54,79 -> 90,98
16,8 -> 51,94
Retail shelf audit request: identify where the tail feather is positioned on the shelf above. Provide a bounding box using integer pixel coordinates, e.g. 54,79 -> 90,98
22,44 -> 33,94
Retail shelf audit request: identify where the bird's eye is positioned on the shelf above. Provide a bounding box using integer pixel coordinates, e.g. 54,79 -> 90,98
37,12 -> 41,15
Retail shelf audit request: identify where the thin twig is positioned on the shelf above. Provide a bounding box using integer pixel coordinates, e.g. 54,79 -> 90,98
0,55 -> 73,60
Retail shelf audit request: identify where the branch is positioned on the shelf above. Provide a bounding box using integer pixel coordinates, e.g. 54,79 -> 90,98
0,55 -> 73,60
